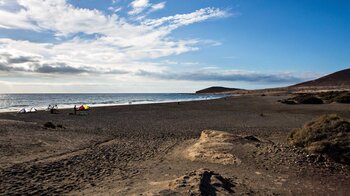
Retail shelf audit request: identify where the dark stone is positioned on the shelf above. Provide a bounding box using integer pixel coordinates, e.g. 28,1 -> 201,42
43,122 -> 56,129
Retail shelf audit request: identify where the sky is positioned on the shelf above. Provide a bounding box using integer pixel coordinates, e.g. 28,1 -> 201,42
0,0 -> 349,93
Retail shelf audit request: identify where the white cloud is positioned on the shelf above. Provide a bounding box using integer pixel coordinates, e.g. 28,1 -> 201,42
0,9 -> 38,30
0,0 -> 235,93
0,77 -> 216,93
151,2 -> 166,12
15,0 -> 124,37
142,7 -> 229,30
128,0 -> 150,15
0,0 -> 15,6
0,38 -> 170,74
108,6 -> 122,13
0,1 -> 229,76
128,0 -> 166,15
136,68 -> 318,84
111,0 -> 119,4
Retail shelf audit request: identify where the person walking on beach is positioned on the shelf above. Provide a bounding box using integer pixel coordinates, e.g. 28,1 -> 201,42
48,105 -> 54,114
74,105 -> 77,115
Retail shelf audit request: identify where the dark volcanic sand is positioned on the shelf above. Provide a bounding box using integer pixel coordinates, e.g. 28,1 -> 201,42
0,95 -> 349,195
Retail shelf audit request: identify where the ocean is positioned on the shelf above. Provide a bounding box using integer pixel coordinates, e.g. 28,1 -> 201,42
0,93 -> 227,112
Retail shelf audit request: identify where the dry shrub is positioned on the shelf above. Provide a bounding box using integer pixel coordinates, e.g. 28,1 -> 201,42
335,95 -> 350,103
279,99 -> 297,105
293,94 -> 323,104
288,114 -> 350,164
280,91 -> 350,105
317,91 -> 350,103
318,91 -> 343,100
279,94 -> 323,105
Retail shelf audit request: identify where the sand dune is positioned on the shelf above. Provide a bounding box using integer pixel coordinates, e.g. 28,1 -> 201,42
186,130 -> 241,165
186,130 -> 272,165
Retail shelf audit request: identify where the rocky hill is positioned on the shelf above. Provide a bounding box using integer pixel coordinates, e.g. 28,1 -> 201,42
195,69 -> 350,94
292,69 -> 350,87
195,86 -> 243,94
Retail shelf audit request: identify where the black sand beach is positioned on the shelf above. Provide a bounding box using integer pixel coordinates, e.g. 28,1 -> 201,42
0,95 -> 349,195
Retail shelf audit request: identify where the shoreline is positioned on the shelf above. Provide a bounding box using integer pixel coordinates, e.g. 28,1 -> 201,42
0,94 -> 230,114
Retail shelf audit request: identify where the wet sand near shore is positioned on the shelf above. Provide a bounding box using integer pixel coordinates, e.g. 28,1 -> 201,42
0,95 -> 349,195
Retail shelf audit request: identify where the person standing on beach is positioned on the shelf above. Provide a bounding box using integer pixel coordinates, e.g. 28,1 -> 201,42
49,105 -> 54,114
74,105 -> 77,115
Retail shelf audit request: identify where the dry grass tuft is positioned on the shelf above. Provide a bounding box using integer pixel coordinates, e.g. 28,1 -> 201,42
317,91 -> 350,103
288,114 -> 350,164
279,94 -> 323,104
293,94 -> 323,104
280,91 -> 350,105
334,95 -> 350,103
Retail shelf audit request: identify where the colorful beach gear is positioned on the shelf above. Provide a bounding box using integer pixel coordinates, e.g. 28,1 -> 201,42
78,105 -> 90,111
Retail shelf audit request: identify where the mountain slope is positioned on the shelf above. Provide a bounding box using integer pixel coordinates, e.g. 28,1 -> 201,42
292,69 -> 350,87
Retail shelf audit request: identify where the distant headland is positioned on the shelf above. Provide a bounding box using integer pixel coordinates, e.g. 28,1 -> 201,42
196,69 -> 350,94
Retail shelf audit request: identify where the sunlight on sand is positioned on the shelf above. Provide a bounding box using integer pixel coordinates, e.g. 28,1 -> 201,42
186,130 -> 242,165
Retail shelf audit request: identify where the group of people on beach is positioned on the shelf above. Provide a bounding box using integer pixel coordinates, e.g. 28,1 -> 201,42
51,104 -> 90,115
47,104 -> 59,114
18,104 -> 90,114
